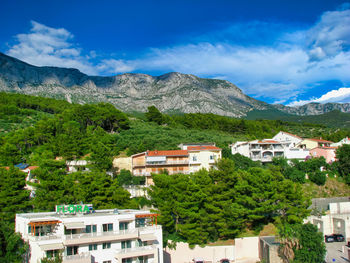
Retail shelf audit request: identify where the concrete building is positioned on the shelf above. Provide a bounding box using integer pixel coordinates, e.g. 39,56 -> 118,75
230,139 -> 286,162
131,145 -> 222,185
297,138 -> 333,150
113,157 -> 132,173
305,199 -> 350,240
66,160 -> 90,173
331,137 -> 350,147
16,206 -> 163,263
309,146 -> 338,163
272,131 -> 302,148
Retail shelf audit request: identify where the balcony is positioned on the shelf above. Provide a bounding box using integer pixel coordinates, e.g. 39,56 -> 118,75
62,252 -> 92,263
146,161 -> 189,166
115,245 -> 158,260
28,234 -> 61,242
133,172 -> 151,176
64,229 -> 139,246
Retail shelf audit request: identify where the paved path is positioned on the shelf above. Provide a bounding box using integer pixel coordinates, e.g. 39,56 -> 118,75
325,242 -> 350,263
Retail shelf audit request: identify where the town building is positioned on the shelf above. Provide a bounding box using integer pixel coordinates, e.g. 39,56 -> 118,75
230,132 -> 312,163
66,160 -> 90,173
309,146 -> 338,163
16,205 -> 163,263
297,138 -> 333,150
331,137 -> 350,147
272,131 -> 302,148
305,198 -> 350,241
131,144 -> 222,185
230,139 -> 287,162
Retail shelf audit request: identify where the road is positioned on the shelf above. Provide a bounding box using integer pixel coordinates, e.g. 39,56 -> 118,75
325,242 -> 350,263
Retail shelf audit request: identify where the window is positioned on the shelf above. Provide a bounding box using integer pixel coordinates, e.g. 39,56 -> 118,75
138,256 -> 148,263
88,244 -> 97,251
137,239 -> 147,247
46,250 -> 59,258
67,246 -> 78,256
136,218 -> 145,228
103,261 -> 112,263
193,156 -> 197,161
210,155 -> 214,160
102,242 -> 111,249
119,222 -> 129,230
121,240 -> 131,249
122,258 -> 132,263
85,225 -> 97,233
103,223 -> 113,232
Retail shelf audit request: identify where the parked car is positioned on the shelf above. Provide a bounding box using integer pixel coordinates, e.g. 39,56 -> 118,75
220,259 -> 230,263
325,234 -> 345,243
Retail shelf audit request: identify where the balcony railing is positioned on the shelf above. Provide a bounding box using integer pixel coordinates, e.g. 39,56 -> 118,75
115,245 -> 157,255
63,252 -> 91,263
146,161 -> 189,166
65,229 -> 138,241
29,234 -> 61,241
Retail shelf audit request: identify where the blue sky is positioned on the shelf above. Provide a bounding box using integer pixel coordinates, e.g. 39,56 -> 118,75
1,0 -> 350,106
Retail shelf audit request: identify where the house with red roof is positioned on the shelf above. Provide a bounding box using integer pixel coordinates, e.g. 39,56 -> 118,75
131,143 -> 222,185
309,147 -> 338,163
297,138 -> 333,150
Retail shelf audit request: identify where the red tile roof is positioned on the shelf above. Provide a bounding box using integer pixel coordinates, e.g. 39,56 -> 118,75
257,140 -> 281,144
309,138 -> 333,143
147,150 -> 188,156
187,146 -> 222,151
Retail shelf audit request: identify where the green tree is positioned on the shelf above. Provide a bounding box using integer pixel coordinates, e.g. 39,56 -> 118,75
337,144 -> 350,183
0,219 -> 29,263
145,106 -> 164,125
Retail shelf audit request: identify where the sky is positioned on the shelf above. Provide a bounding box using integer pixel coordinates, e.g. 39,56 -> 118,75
1,0 -> 350,106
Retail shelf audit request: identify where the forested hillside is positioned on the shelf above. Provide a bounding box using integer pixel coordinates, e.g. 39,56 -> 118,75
0,92 -> 350,261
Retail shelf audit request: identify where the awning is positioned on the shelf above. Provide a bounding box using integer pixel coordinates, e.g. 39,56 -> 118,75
140,234 -> 157,241
64,222 -> 85,229
40,243 -> 64,250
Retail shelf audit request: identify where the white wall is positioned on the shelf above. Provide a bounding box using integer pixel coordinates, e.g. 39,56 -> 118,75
164,242 -> 234,263
234,237 -> 259,262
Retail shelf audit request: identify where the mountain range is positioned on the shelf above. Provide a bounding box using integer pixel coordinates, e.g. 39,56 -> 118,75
0,52 -> 349,118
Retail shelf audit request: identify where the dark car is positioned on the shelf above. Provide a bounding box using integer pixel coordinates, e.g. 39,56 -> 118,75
325,234 -> 345,243
220,259 -> 230,263
332,234 -> 345,242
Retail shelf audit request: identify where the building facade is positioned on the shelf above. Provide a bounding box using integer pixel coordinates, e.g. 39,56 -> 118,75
309,146 -> 338,163
131,145 -> 222,185
16,206 -> 163,263
297,138 -> 333,150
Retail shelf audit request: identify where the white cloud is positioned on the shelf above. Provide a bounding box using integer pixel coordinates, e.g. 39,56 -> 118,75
6,21 -> 133,76
288,87 -> 350,106
4,6 -> 350,104
96,59 -> 135,74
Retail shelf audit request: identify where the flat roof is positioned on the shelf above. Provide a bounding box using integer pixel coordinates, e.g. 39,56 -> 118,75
17,209 -> 154,220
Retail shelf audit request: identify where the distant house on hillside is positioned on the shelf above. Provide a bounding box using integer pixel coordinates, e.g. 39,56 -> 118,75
230,131 -> 309,162
131,144 -> 222,185
272,131 -> 302,148
331,137 -> 350,147
66,160 -> 90,173
297,138 -> 333,150
309,146 -> 338,163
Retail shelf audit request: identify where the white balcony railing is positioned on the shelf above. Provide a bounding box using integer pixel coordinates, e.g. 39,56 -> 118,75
115,245 -> 157,255
146,161 -> 189,166
63,252 -> 91,261
29,234 -> 61,241
65,229 -> 138,240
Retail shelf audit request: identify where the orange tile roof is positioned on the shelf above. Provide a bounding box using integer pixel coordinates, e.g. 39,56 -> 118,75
187,146 -> 222,151
0,167 -> 10,170
257,140 -> 281,144
147,150 -> 188,156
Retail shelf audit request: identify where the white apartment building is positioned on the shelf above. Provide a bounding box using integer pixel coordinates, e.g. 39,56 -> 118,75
230,132 -> 309,163
230,139 -> 286,162
16,205 -> 163,263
